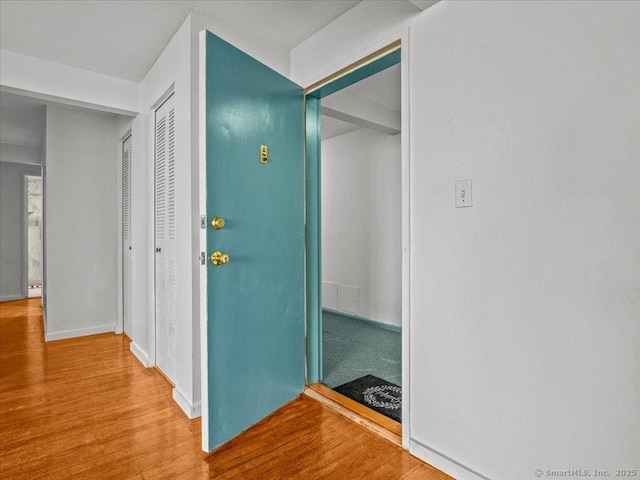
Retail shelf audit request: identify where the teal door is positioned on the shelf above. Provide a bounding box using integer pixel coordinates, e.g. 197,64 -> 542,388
204,32 -> 305,450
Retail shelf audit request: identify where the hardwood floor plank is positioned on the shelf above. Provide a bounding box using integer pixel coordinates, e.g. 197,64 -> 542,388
0,298 -> 453,479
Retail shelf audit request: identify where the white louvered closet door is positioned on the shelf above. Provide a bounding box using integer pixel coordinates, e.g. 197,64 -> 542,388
122,134 -> 133,338
154,93 -> 177,383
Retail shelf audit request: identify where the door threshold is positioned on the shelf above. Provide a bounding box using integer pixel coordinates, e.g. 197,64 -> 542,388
304,383 -> 401,446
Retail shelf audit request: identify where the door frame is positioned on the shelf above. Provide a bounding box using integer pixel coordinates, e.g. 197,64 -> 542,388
22,172 -> 43,299
198,30 -> 209,451
303,38 -> 412,448
148,85 -> 176,370
21,172 -> 28,299
117,129 -> 132,336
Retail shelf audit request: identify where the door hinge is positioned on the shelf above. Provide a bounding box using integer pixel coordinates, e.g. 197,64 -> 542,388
200,252 -> 206,265
200,215 -> 206,229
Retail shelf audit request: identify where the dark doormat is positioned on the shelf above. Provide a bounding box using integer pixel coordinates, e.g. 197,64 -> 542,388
334,375 -> 401,423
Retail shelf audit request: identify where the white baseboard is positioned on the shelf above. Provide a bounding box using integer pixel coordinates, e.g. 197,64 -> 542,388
173,387 -> 201,419
410,438 -> 491,480
129,341 -> 151,367
0,295 -> 25,302
44,323 -> 116,342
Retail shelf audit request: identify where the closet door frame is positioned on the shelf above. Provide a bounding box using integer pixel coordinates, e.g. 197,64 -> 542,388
121,132 -> 133,338
117,128 -> 132,336
148,85 -> 176,375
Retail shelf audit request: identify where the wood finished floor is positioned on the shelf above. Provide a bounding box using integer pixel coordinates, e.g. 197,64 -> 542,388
0,299 -> 453,480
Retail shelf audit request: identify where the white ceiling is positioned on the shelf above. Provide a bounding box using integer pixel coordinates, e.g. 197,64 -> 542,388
0,93 -> 46,147
0,0 -> 361,82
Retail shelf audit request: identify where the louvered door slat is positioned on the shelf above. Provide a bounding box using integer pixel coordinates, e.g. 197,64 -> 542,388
154,93 -> 177,382
122,134 -> 133,337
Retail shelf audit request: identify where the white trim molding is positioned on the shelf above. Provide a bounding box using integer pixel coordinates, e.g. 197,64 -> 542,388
399,28 -> 411,451
173,387 -> 202,419
409,438 -> 492,480
44,323 -> 116,342
129,341 -> 151,368
198,28 -> 210,452
0,50 -> 139,116
0,295 -> 25,302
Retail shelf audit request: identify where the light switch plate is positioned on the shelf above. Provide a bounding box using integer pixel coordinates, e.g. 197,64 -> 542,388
455,179 -> 472,208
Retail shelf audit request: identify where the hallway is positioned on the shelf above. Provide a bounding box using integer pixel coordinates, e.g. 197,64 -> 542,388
0,299 -> 451,479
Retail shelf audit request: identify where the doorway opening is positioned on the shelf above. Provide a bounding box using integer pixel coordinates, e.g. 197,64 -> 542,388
305,42 -> 405,439
24,175 -> 43,298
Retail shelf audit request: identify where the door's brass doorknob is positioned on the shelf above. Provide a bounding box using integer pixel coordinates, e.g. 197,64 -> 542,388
211,216 -> 225,230
211,251 -> 229,266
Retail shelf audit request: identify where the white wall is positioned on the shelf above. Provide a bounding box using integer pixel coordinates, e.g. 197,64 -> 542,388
408,1 -> 640,479
44,105 -> 127,340
292,0 -> 640,478
321,128 -> 401,326
0,158 -> 41,300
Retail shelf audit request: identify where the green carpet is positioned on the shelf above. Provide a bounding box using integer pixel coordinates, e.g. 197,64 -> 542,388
322,310 -> 401,389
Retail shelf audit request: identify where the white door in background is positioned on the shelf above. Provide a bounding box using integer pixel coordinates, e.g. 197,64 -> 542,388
154,93 -> 177,383
122,134 -> 133,338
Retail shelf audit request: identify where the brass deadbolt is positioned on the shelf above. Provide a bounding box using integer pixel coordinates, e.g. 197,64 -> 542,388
211,251 -> 229,266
